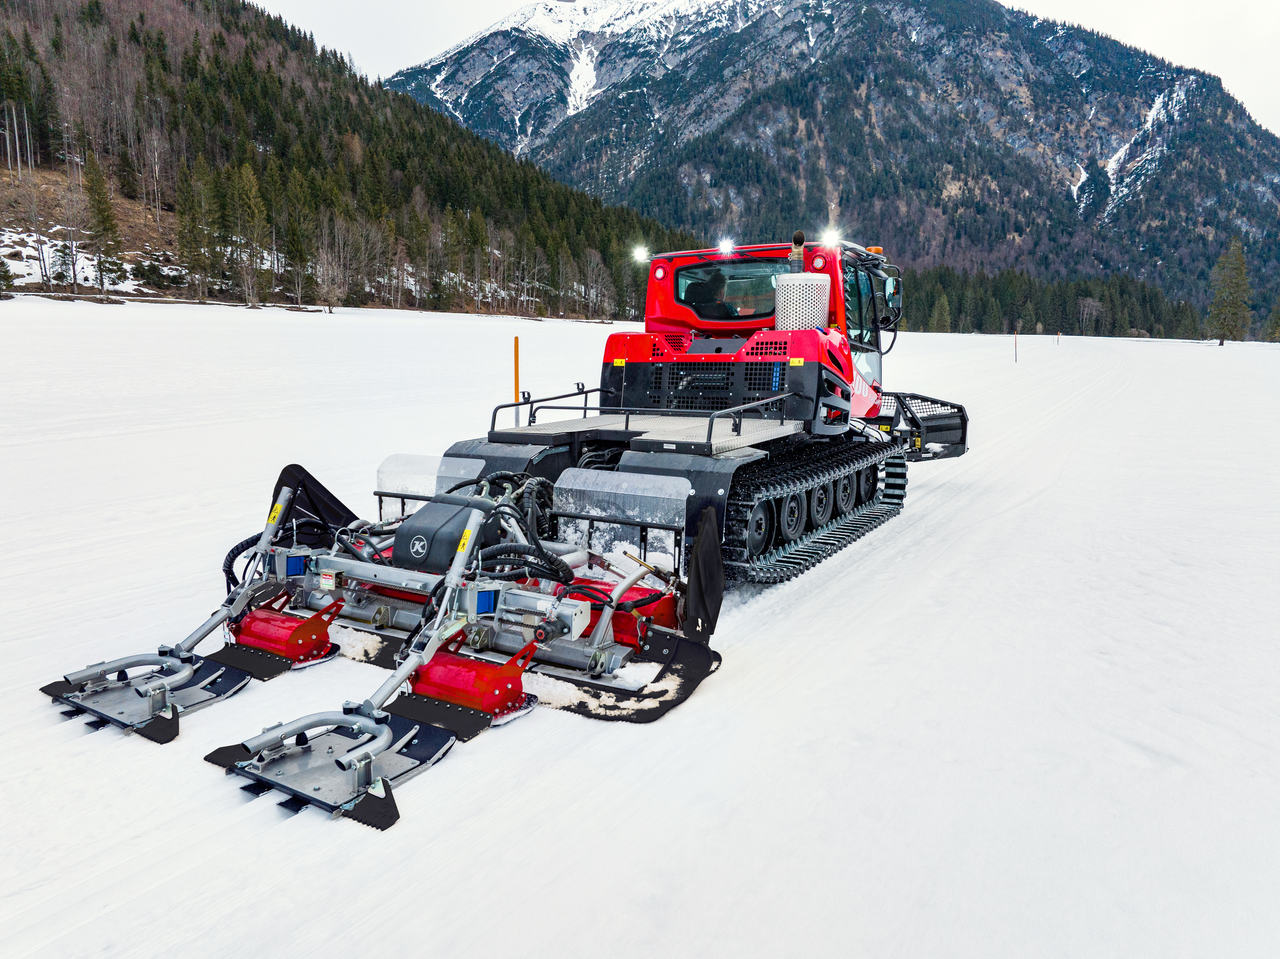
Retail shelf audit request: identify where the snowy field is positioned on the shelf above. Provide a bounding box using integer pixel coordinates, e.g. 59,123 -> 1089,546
2,296 -> 1279,958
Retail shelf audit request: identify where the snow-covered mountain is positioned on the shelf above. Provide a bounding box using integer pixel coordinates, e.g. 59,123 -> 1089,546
387,0 -> 1280,304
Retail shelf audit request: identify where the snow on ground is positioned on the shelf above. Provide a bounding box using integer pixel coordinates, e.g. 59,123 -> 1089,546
1,226 -> 184,294
1,297 -> 1279,958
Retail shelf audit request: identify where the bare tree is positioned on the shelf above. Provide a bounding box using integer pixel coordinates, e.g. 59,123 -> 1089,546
556,245 -> 578,317
582,248 -> 613,320
56,179 -> 88,294
1078,296 -> 1102,336
18,181 -> 51,290
315,214 -> 352,313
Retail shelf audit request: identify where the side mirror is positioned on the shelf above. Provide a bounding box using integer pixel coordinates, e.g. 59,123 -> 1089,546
884,276 -> 902,312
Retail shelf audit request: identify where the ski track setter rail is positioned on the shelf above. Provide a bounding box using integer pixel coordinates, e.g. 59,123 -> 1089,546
41,231 -> 966,829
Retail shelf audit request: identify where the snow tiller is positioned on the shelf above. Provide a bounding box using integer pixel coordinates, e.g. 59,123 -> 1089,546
38,482 -> 348,743
42,231 -> 967,828
44,464 -> 723,826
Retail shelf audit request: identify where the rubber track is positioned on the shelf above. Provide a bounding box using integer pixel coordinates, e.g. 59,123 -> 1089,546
723,438 -> 909,584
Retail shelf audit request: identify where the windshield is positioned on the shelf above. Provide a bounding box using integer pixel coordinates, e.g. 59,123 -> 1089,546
674,258 -> 790,320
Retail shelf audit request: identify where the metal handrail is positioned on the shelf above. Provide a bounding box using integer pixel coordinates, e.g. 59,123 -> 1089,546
524,402 -> 716,428
489,384 -> 601,431
703,392 -> 793,443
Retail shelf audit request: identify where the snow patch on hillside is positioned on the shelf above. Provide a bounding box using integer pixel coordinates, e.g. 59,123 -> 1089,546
1071,161 -> 1088,201
566,43 -> 599,116
1103,77 -> 1197,220
0,226 -> 181,294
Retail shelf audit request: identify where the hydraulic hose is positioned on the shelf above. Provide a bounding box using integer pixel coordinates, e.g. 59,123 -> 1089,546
479,544 -> 574,585
615,591 -> 668,613
222,533 -> 262,591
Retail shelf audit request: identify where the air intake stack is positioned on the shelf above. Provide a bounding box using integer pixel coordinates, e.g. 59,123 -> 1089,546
775,272 -> 830,330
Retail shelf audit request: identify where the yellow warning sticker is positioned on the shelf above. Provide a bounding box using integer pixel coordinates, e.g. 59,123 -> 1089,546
613,358 -> 626,367
267,504 -> 282,525
789,358 -> 805,367
456,528 -> 473,553
879,424 -> 891,432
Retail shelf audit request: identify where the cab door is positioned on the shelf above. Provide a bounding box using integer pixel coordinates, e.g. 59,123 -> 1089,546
842,258 -> 883,398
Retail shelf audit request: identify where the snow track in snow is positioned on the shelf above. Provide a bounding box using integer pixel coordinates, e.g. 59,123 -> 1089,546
2,298 -> 1280,957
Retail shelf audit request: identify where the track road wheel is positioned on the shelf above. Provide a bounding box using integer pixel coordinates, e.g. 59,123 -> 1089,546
856,466 -> 879,506
745,499 -> 775,558
808,482 -> 834,529
834,474 -> 855,516
778,491 -> 806,543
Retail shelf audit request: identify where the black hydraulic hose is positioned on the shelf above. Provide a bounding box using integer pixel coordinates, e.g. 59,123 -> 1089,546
521,476 -> 554,545
488,496 -> 564,576
479,544 -> 574,585
444,477 -> 481,494
222,533 -> 262,591
336,531 -> 382,564
432,492 -> 497,514
279,517 -> 329,547
616,591 -> 668,613
445,470 -> 527,496
563,583 -> 616,607
484,563 -> 570,583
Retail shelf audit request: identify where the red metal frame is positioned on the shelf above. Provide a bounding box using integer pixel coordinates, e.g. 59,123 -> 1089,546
232,594 -> 343,664
565,578 -> 678,649
411,637 -> 537,717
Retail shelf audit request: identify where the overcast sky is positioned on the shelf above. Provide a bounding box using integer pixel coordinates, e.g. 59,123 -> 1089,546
253,0 -> 1280,135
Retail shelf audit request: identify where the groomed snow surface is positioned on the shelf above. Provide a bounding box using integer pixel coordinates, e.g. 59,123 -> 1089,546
2,297 -> 1279,958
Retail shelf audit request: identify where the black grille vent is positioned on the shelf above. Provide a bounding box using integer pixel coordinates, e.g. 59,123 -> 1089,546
667,362 -> 733,391
745,337 -> 789,357
744,362 -> 782,393
632,359 -> 795,415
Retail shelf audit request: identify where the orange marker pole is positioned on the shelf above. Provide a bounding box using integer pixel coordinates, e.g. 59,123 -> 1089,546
513,336 -> 521,427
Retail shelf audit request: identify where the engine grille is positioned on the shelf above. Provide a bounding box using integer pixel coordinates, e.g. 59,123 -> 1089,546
641,361 -> 786,413
744,362 -> 783,392
745,337 -> 789,357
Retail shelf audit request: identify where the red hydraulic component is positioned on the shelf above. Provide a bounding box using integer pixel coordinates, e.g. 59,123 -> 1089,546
411,638 -> 537,717
232,593 -> 343,664
568,578 -> 677,648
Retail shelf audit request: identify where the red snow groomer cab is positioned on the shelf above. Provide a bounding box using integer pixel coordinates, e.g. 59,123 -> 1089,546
600,233 -> 897,432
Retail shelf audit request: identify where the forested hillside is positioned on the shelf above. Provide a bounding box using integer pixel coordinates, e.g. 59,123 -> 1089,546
396,0 -> 1280,315
0,0 -> 689,315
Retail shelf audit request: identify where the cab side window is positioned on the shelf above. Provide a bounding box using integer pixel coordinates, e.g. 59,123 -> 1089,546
843,263 -> 878,350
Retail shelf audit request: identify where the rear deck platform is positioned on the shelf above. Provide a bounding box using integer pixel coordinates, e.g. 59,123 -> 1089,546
489,412 -> 803,456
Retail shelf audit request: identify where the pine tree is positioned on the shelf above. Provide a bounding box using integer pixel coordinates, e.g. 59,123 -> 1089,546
283,168 -> 314,304
928,292 -> 951,333
177,158 -> 216,301
0,257 -> 13,292
83,153 -> 122,293
1264,302 -> 1280,343
231,164 -> 268,305
1208,239 -> 1253,345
